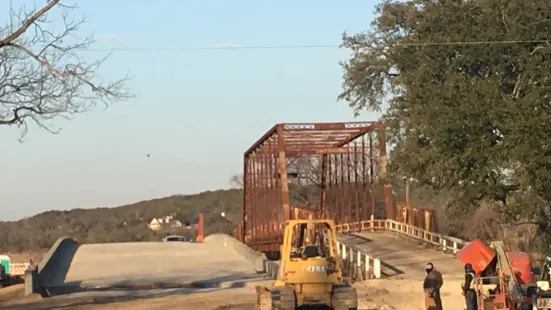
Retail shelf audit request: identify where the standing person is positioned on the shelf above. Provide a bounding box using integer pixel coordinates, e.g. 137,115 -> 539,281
461,263 -> 477,310
423,262 -> 443,310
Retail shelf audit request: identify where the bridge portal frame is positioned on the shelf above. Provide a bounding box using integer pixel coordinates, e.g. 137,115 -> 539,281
241,122 -> 393,251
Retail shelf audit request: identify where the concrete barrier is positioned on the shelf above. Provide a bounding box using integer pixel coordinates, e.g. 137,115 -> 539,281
24,266 -> 39,296
204,234 -> 280,279
204,234 -> 267,273
263,260 -> 279,279
204,234 -> 383,281
35,237 -> 79,295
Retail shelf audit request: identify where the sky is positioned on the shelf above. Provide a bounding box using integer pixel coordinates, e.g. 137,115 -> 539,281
0,0 -> 380,220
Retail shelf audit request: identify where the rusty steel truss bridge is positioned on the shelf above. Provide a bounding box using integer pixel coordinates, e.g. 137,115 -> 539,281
233,122 -> 437,253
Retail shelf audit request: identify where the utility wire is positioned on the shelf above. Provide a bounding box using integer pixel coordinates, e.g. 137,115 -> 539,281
81,44 -> 338,52
78,39 -> 551,52
394,39 -> 551,47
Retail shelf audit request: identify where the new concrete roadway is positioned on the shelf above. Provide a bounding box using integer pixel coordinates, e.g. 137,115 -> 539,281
42,237 -> 263,294
39,230 -> 463,298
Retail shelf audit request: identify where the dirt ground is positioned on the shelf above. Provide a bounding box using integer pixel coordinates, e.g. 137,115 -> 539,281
357,277 -> 466,310
0,284 -> 257,310
0,277 -> 467,310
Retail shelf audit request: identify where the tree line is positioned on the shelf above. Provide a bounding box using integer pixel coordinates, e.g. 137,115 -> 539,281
0,189 -> 241,253
339,0 -> 551,251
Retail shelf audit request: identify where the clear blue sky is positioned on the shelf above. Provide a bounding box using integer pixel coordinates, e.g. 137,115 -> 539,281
0,0 -> 380,220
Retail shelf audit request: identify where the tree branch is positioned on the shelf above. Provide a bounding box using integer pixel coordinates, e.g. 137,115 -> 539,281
0,0 -> 133,138
0,0 -> 60,47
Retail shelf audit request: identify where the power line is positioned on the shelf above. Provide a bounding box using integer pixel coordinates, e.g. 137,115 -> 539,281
77,39 -> 551,52
395,39 -> 551,47
81,44 -> 338,52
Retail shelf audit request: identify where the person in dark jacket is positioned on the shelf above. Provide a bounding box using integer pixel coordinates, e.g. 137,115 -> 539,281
423,262 -> 443,310
461,263 -> 477,310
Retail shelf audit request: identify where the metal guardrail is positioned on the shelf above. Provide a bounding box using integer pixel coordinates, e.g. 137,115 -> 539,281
336,241 -> 382,280
335,219 -> 468,254
235,218 -> 467,281
333,219 -> 467,281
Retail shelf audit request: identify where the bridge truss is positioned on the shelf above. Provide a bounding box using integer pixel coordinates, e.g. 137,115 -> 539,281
237,122 -> 395,251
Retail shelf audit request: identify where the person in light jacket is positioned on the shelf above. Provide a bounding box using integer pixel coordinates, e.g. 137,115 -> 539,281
461,263 -> 477,310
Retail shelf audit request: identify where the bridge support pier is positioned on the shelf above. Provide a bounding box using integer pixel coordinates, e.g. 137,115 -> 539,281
24,265 -> 39,296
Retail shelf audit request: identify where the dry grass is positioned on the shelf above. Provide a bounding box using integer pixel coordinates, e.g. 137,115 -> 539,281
3,250 -> 48,264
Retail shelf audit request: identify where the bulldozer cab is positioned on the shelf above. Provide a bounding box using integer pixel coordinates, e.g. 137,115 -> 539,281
276,219 -> 343,286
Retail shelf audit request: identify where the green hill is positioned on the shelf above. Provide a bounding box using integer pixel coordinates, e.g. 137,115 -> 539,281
0,189 -> 243,253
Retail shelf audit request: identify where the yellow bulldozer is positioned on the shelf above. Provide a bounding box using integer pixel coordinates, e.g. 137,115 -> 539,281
256,219 -> 358,310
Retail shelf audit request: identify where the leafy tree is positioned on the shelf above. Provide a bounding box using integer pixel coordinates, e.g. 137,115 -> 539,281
0,0 -> 132,138
339,0 -> 551,222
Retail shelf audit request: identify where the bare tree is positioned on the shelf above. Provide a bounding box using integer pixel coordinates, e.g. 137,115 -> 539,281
0,0 -> 133,138
231,158 -> 322,190
229,173 -> 243,188
288,157 -> 322,187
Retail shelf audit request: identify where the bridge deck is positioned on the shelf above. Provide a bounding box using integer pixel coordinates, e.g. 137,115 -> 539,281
45,241 -> 259,291
339,232 -> 464,280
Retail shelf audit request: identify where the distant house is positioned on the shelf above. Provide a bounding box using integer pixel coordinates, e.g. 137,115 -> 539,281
147,217 -> 184,231
170,220 -> 183,228
148,218 -> 162,231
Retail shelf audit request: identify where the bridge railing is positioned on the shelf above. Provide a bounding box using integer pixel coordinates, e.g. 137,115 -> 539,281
234,217 -> 468,258
336,219 -> 468,254
336,240 -> 381,280
232,215 -> 469,280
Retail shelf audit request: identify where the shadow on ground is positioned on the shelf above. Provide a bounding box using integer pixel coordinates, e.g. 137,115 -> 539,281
42,272 -> 268,296
2,273 -> 269,310
3,294 -> 256,310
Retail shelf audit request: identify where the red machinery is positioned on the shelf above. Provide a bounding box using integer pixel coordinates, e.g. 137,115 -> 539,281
457,239 -> 535,309
533,256 -> 551,309
195,213 -> 204,243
